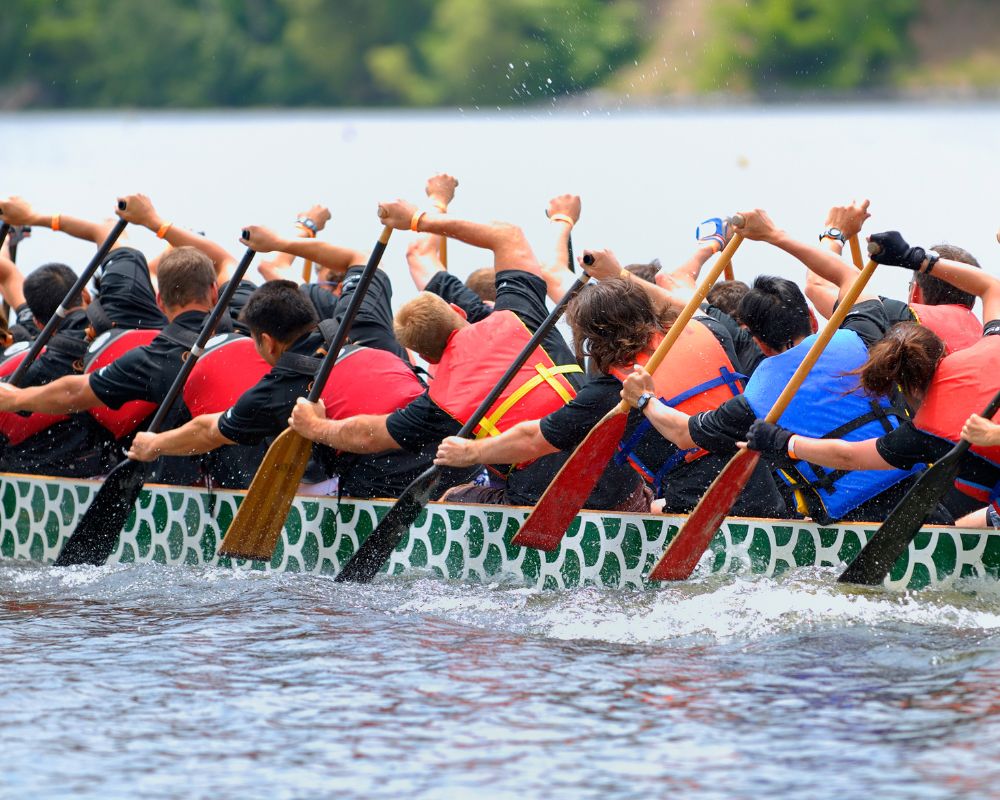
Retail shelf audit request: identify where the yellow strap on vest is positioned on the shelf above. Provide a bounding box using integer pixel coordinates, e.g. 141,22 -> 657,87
474,362 -> 582,438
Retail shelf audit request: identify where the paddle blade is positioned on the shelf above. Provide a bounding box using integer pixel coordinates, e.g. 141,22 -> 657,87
648,449 -> 760,581
335,465 -> 443,583
54,460 -> 149,566
217,429 -> 312,561
512,410 -> 628,551
837,448 -> 964,586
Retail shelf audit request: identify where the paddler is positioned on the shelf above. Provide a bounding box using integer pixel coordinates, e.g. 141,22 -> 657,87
742,233 -> 1000,526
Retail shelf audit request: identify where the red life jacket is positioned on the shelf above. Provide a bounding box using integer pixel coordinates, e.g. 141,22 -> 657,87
182,334 -> 271,416
0,344 -> 71,446
909,302 -> 981,355
913,335 -> 1000,467
318,346 -> 425,419
609,319 -> 744,489
428,310 -> 582,440
84,328 -> 160,438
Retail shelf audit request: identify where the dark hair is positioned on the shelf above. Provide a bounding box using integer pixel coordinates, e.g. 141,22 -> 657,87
240,280 -> 318,343
566,278 -> 675,374
737,275 -> 812,351
858,322 -> 945,401
706,280 -> 751,320
157,247 -> 217,308
624,260 -> 662,285
464,268 -> 496,303
23,263 -> 77,323
914,244 -> 979,308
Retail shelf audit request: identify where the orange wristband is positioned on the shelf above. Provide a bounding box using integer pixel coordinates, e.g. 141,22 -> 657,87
410,210 -> 426,232
51,214 -> 61,232
156,221 -> 173,239
550,214 -> 574,227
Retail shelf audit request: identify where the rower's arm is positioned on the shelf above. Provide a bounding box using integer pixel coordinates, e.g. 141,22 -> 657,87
539,194 -> 581,302
0,254 -> 26,309
0,196 -> 121,247
434,421 -> 558,468
929,258 -> 1000,321
127,413 -> 235,461
0,374 -> 101,414
583,248 -> 679,314
241,226 -> 366,278
782,436 -> 892,471
290,401 -> 400,454
620,366 -> 697,449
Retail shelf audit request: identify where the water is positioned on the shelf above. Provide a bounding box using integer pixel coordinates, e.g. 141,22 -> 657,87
5,105 -> 1000,798
5,561 -> 1000,799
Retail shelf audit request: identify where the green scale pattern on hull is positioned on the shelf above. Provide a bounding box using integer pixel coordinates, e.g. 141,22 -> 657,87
2,475 -> 999,591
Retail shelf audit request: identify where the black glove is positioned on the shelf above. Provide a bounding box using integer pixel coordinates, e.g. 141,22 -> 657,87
746,419 -> 794,459
867,231 -> 935,272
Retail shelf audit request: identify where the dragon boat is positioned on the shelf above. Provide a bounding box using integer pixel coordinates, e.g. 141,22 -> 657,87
1,472 -> 996,591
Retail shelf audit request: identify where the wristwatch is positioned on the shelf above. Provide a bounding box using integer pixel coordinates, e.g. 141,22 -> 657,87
636,392 -> 654,413
819,227 -> 846,244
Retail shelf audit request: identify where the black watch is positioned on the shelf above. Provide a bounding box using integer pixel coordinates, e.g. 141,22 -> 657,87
819,227 -> 846,244
636,392 -> 653,413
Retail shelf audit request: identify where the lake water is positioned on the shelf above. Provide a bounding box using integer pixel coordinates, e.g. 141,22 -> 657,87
3,105 -> 1000,799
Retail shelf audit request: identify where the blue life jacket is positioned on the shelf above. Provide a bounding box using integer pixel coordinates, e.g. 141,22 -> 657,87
743,328 -> 920,523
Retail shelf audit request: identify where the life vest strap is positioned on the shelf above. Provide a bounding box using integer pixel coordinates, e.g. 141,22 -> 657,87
473,362 -> 582,438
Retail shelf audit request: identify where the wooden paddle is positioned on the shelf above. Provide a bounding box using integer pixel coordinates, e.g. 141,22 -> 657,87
838,390 -> 1000,586
849,234 -> 864,270
511,224 -> 745,552
54,243 -> 259,566
9,208 -> 128,387
336,257 -> 591,584
217,224 -> 394,561
647,252 -> 881,581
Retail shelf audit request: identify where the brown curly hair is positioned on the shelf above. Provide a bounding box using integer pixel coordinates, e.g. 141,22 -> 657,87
566,278 -> 676,374
857,322 -> 945,402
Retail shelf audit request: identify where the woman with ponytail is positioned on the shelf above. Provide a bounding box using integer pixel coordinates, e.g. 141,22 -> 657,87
745,231 -> 1000,525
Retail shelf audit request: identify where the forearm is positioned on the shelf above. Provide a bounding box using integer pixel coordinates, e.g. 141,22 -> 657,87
789,435 -> 891,471
407,247 -> 444,291
0,256 -> 26,308
31,212 -> 116,246
159,225 -> 236,279
301,414 -> 400,454
417,215 -> 540,273
645,400 -> 696,449
10,375 -> 100,414
670,244 -> 714,288
475,421 -> 558,464
804,270 -> 838,319
146,414 -> 232,457
932,259 -> 1000,319
770,230 -> 873,304
277,239 -> 366,275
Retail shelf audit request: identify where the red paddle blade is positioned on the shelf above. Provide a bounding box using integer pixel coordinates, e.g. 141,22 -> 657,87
648,449 -> 760,581
512,410 -> 628,551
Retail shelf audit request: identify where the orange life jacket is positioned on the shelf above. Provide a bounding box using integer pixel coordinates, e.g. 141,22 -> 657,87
609,319 -> 744,489
182,334 -> 271,416
913,335 -> 1000,467
909,302 -> 981,355
0,344 -> 70,446
427,310 -> 582,441
84,328 -> 160,438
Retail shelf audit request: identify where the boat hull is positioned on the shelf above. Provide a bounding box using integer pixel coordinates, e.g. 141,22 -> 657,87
1,473 -> 997,591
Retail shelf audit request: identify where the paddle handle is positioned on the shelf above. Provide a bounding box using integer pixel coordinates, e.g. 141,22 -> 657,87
307,225 -> 393,403
454,273 -> 590,440
615,219 -> 744,412
763,259 -> 878,425
8,210 -> 129,387
848,234 -> 864,270
145,243 -> 257,434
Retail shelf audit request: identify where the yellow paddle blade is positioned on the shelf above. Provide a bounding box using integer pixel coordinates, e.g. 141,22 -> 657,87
217,428 -> 313,561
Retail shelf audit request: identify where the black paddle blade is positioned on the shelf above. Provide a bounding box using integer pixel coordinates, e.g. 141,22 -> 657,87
54,460 -> 150,566
837,448 -> 964,586
335,466 -> 444,583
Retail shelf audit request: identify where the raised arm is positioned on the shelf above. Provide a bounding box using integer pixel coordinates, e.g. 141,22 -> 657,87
808,200 -> 871,317
582,248 -> 679,315
0,254 -> 26,309
735,208 -> 878,306
0,196 -> 121,247
868,231 -> 1000,321
241,226 -> 366,276
117,193 -> 235,281
539,194 -> 581,301
377,199 -> 541,274
259,205 -> 333,282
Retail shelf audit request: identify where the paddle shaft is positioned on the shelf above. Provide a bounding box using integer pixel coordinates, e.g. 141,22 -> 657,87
306,226 -> 392,403
144,245 -> 257,435
8,213 -> 128,386
848,234 -> 864,270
